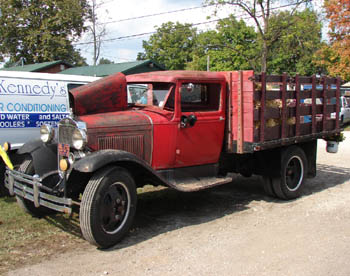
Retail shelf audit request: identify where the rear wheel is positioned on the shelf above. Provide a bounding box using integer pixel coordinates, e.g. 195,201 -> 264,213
263,146 -> 307,200
277,146 -> 307,199
16,156 -> 57,217
80,166 -> 137,248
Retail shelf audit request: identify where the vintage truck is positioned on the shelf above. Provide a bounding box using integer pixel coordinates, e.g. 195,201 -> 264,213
3,70 -> 342,248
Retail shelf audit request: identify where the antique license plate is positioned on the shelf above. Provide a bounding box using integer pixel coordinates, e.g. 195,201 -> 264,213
58,143 -> 70,157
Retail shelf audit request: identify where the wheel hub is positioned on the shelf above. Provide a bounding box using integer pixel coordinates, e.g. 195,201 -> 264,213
100,182 -> 130,234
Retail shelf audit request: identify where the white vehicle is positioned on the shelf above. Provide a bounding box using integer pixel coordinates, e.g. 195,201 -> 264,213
330,96 -> 350,124
340,96 -> 350,124
0,71 -> 99,194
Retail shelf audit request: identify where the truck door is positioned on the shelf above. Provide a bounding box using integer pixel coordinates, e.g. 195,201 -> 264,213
175,82 -> 225,167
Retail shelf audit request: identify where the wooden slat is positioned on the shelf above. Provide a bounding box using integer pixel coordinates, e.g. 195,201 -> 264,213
237,71 -> 244,153
295,75 -> 300,136
281,73 -> 287,139
336,77 -> 340,130
312,75 -> 316,134
260,72 -> 266,142
322,76 -> 327,131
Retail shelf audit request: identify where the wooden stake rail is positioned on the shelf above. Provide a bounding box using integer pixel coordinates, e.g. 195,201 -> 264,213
228,71 -> 341,154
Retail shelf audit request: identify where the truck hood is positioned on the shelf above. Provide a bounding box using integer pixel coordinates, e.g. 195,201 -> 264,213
70,73 -> 127,116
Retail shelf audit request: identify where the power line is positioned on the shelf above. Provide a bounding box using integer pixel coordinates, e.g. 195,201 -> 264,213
97,3 -> 218,26
75,1 -> 311,46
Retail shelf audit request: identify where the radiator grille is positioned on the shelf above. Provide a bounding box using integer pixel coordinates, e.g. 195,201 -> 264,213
58,122 -> 75,145
98,135 -> 144,159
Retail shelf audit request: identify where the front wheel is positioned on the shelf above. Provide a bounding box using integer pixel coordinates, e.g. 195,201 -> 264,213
16,156 -> 57,217
80,166 -> 137,248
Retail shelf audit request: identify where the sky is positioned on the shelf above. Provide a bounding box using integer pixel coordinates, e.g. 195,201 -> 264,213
77,0 -> 326,65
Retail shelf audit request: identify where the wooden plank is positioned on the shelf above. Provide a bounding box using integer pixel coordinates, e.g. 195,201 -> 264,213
295,74 -> 300,136
260,72 -> 266,142
336,77 -> 340,130
312,75 -> 316,134
237,71 -> 244,153
298,76 -> 313,83
322,76 -> 327,131
281,73 -> 287,139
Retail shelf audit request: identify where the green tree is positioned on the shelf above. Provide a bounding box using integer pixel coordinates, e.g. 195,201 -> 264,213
137,22 -> 197,70
98,58 -> 114,65
205,0 -> 311,72
267,9 -> 323,75
187,15 -> 259,71
0,0 -> 91,66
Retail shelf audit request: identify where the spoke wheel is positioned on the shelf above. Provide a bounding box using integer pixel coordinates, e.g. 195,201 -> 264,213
80,166 -> 137,248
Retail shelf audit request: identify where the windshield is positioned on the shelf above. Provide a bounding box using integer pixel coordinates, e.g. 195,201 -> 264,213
127,83 -> 174,110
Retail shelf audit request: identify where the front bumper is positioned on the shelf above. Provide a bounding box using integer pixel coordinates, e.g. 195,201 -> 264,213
5,168 -> 72,214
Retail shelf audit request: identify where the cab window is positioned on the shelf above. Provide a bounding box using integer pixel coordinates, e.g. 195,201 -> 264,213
180,83 -> 221,112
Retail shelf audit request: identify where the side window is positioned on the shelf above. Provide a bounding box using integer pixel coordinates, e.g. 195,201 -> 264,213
180,83 -> 221,112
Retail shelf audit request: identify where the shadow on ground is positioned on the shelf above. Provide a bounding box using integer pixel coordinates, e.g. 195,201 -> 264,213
32,163 -> 350,251
104,163 -> 350,251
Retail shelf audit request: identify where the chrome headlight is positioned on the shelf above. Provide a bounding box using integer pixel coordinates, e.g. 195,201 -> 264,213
72,128 -> 87,150
40,124 -> 55,143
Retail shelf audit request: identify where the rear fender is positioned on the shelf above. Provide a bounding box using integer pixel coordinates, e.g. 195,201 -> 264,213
16,140 -> 58,176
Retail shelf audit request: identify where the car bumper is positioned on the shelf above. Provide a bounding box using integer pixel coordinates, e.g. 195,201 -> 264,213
5,168 -> 72,214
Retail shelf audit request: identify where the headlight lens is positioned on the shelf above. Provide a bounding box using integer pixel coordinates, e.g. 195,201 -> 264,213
72,128 -> 87,150
40,124 -> 55,143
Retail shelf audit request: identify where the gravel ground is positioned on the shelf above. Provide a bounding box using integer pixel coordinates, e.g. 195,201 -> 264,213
7,133 -> 350,276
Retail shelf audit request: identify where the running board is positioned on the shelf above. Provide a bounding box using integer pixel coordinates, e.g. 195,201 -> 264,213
168,176 -> 233,192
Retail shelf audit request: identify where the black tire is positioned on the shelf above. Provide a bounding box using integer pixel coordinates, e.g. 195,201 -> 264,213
16,157 -> 56,217
262,176 -> 276,197
80,166 -> 137,248
0,161 -> 9,197
272,146 -> 308,200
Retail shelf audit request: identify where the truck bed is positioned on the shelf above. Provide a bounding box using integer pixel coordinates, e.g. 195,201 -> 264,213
223,71 -> 341,153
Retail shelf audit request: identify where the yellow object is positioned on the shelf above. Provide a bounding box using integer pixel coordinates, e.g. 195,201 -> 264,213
0,145 -> 14,170
3,142 -> 10,152
59,159 -> 69,171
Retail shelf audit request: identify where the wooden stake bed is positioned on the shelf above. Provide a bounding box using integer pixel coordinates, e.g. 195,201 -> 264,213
223,71 -> 342,153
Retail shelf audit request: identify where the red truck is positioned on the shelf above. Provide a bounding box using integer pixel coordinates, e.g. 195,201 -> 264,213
4,70 -> 342,248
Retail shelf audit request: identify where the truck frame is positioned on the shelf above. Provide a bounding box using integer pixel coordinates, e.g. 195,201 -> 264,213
4,70 -> 342,248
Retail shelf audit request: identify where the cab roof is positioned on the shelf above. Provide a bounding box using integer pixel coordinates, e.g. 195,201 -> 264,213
126,70 -> 226,83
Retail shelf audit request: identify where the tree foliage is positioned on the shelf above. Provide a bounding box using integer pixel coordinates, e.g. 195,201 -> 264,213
137,22 -> 197,70
314,0 -> 350,81
138,7 -> 322,75
99,57 -> 114,65
267,9 -> 323,75
0,0 -> 91,66
205,0 -> 312,72
187,16 -> 259,71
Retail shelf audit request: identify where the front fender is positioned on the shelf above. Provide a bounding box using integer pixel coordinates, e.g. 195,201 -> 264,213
17,140 -> 58,176
73,149 -> 150,173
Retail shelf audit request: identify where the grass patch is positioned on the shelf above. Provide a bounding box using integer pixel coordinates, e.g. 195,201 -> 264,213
0,196 -> 85,275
